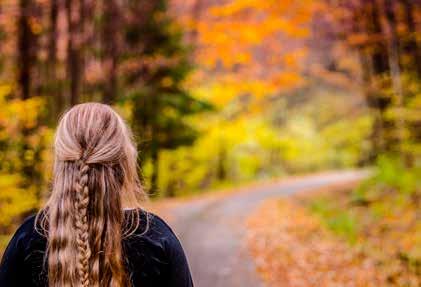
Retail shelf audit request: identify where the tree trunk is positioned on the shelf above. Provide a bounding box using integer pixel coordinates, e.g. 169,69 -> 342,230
401,0 -> 421,77
102,0 -> 120,104
150,131 -> 159,197
165,160 -> 177,197
47,0 -> 63,122
355,1 -> 389,159
383,0 -> 405,155
217,141 -> 227,180
149,91 -> 160,197
18,0 -> 36,99
370,0 -> 389,75
66,0 -> 82,106
358,50 -> 384,162
48,0 -> 58,64
17,0 -> 42,201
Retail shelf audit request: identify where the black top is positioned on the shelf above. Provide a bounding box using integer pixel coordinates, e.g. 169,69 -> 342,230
0,210 -> 194,287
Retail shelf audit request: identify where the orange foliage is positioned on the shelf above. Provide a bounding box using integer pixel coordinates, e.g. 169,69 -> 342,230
172,0 -> 316,99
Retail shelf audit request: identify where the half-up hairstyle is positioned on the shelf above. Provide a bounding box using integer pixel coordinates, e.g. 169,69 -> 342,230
36,103 -> 146,287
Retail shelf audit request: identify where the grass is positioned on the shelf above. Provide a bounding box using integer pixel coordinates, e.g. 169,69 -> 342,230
309,198 -> 359,244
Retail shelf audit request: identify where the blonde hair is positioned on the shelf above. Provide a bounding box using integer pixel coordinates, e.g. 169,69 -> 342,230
36,103 -> 146,287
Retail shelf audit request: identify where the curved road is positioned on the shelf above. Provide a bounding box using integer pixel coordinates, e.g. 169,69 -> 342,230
169,171 -> 367,287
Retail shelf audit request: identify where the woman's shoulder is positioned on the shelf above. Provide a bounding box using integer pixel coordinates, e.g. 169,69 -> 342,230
1,213 -> 43,262
123,209 -> 191,270
125,208 -> 177,240
123,209 -> 185,255
11,214 -> 40,241
123,210 -> 193,285
18,213 -> 37,228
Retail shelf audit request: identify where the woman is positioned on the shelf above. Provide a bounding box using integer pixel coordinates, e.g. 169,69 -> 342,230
0,103 -> 194,287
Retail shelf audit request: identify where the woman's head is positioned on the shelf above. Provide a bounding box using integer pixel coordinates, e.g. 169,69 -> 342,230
54,102 -> 141,202
39,103 -> 145,287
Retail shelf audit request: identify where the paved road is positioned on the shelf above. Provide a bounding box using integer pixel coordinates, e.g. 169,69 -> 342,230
169,171 -> 368,287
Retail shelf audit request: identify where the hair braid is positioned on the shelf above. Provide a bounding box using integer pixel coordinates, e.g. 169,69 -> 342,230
74,159 -> 91,287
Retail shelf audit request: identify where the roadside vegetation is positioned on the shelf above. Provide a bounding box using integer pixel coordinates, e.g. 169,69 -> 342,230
247,159 -> 420,286
310,158 -> 420,285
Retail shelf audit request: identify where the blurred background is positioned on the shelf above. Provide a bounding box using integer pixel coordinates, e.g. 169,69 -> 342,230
0,0 -> 420,286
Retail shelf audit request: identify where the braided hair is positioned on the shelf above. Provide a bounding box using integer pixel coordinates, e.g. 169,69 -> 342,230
74,159 -> 91,286
36,103 -> 145,287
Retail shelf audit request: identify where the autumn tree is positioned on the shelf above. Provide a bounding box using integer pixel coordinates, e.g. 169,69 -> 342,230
122,0 -> 210,196
320,0 -> 420,162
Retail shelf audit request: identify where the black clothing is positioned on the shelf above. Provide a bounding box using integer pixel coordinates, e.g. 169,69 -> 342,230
0,210 -> 194,287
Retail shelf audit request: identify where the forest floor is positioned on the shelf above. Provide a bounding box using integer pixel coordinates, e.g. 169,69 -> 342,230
246,182 -> 420,287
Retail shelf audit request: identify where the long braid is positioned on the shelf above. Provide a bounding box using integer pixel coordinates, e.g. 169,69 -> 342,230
74,159 -> 91,287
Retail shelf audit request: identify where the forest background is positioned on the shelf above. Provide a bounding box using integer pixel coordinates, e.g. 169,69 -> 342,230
0,0 -> 419,273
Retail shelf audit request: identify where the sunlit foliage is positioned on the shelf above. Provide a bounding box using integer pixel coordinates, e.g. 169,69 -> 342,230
0,84 -> 52,230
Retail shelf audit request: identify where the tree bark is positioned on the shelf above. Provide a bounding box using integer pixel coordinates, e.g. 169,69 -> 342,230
66,0 -> 82,106
18,0 -> 36,99
149,91 -> 160,197
401,0 -> 421,77
383,0 -> 405,153
102,0 -> 120,104
150,136 -> 159,197
47,0 -> 63,121
369,0 -> 389,74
